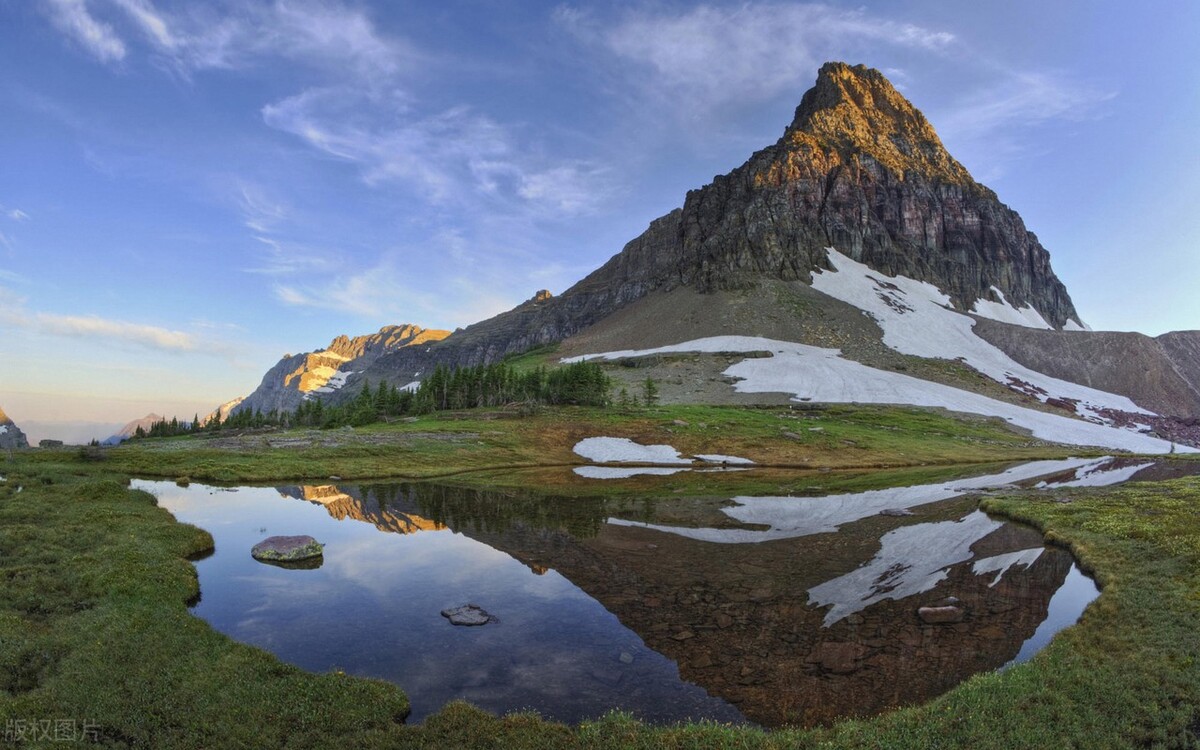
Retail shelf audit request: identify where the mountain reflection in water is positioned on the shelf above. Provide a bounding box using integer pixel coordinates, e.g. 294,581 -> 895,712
135,457 -> 1185,727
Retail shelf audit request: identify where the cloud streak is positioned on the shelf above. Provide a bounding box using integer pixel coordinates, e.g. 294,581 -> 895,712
272,251 -> 517,329
0,285 -> 226,353
937,71 -> 1116,141
34,313 -> 198,351
41,0 -> 127,63
558,3 -> 956,113
260,87 -> 610,215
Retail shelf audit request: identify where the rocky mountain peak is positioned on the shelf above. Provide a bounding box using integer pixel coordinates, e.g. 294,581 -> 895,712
783,62 -> 974,187
234,323 -> 453,417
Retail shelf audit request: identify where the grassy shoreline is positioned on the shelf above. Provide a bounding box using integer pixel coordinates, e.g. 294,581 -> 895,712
3,406 -> 1198,748
19,404 -> 1087,486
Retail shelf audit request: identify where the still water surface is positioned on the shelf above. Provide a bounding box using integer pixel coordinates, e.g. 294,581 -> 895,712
140,456 -> 1184,727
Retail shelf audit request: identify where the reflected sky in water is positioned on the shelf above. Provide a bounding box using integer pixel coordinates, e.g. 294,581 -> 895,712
132,456 -> 1181,727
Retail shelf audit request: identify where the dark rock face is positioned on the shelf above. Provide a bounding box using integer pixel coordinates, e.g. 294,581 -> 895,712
236,324 -> 451,416
360,62 -> 1082,387
974,322 -> 1200,418
0,406 -> 30,450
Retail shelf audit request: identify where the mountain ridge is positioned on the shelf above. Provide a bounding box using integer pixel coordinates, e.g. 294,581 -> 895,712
349,61 -> 1082,385
235,324 -> 451,417
220,62 -> 1199,448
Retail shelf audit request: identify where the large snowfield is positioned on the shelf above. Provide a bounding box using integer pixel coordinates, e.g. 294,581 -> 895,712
810,248 -> 1143,421
563,245 -> 1191,454
566,336 -> 1189,454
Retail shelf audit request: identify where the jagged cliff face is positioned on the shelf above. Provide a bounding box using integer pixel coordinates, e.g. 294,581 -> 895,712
236,324 -> 450,416
205,396 -> 245,426
359,62 -> 1082,386
0,406 -> 30,450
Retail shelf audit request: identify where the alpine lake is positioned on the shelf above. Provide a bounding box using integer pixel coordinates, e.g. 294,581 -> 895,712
137,456 -> 1200,728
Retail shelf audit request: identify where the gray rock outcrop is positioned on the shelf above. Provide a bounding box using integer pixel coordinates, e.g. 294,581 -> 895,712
251,535 -> 324,563
974,322 -> 1200,418
0,406 -> 30,450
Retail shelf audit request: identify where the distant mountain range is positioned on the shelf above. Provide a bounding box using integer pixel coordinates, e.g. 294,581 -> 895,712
222,62 -> 1198,454
103,413 -> 166,445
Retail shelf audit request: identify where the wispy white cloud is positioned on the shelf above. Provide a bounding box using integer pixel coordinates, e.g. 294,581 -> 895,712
6,208 -> 30,222
938,71 -> 1116,141
41,0 -> 127,63
261,86 -> 611,215
34,313 -> 198,351
236,181 -> 288,233
107,0 -> 410,77
557,3 -> 955,114
244,236 -> 340,276
272,250 -> 518,329
0,285 -> 242,354
110,0 -> 177,50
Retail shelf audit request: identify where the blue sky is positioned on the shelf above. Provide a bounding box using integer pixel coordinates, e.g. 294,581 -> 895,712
2,0 -> 1198,441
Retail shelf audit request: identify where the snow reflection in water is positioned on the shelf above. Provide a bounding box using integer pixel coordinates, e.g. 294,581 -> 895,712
139,457 -> 1176,728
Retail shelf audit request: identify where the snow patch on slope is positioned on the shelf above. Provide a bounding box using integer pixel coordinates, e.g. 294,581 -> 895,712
970,286 -> 1053,329
565,336 -> 1189,454
311,369 -> 356,395
573,437 -> 693,464
810,248 -> 1148,421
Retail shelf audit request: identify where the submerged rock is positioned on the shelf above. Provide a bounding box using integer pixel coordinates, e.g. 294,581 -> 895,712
441,604 -> 496,626
251,535 -> 324,563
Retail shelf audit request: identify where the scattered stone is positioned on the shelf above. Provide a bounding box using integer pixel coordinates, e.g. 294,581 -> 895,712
715,613 -> 734,629
691,653 -> 715,669
328,475 -> 342,481
619,652 -> 634,665
879,508 -> 913,517
1053,496 -> 1073,504
672,419 -> 689,426
918,605 -> 965,624
807,642 -> 868,674
673,629 -> 696,641
251,535 -> 324,563
441,604 -> 496,626
782,431 -> 802,440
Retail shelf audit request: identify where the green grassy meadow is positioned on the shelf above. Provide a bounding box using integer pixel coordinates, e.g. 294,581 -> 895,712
1,404 -> 1197,748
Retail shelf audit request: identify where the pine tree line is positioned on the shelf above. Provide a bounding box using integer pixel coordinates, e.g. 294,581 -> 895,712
131,360 -> 613,438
